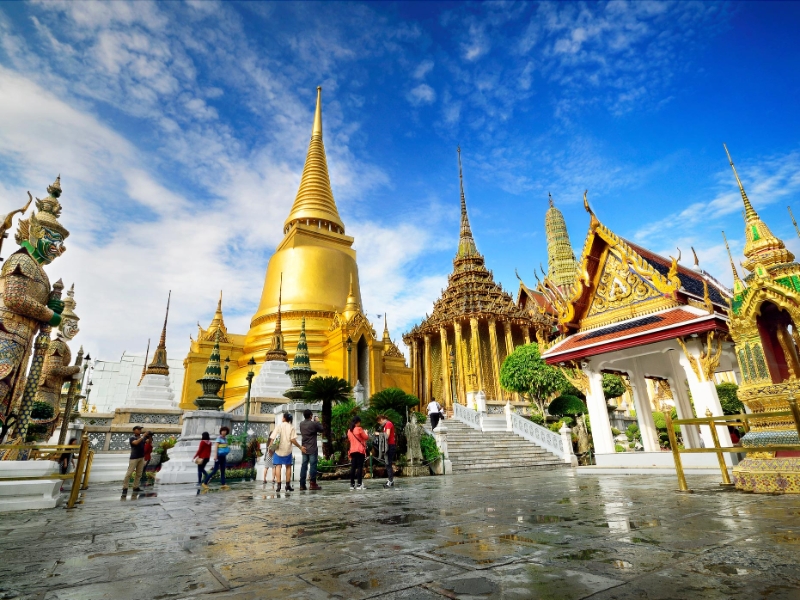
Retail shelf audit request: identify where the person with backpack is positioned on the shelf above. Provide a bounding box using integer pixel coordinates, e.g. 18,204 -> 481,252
377,414 -> 396,488
427,398 -> 444,430
347,415 -> 369,490
202,426 -> 231,490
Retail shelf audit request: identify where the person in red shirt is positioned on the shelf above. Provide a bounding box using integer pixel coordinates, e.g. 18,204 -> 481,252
193,432 -> 212,486
377,415 -> 396,488
141,432 -> 154,487
347,416 -> 370,490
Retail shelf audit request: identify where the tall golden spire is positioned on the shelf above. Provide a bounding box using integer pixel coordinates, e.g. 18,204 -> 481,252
456,146 -> 480,260
789,206 -> 800,239
284,86 -> 345,233
343,273 -> 360,320
722,230 -> 746,294
265,273 -> 288,362
723,144 -> 794,271
545,193 -> 577,288
146,291 -> 170,376
138,339 -> 150,386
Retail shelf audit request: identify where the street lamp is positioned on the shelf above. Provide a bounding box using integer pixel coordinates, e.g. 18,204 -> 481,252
449,346 -> 457,406
83,380 -> 93,413
243,356 -> 256,447
222,356 -> 230,398
346,336 -> 353,385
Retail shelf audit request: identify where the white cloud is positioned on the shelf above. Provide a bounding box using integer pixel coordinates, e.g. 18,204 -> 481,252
413,59 -> 434,79
408,83 -> 436,106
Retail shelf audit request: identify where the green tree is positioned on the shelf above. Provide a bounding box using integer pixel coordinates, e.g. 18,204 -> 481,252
304,376 -> 352,458
500,343 -> 567,415
602,373 -> 626,400
716,382 -> 744,415
369,387 -> 420,425
548,394 -> 588,417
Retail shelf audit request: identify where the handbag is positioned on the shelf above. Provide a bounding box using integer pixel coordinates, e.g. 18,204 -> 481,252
194,457 -> 204,465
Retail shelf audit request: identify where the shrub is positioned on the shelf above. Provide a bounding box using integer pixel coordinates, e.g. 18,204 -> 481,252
611,427 -> 622,436
602,374 -> 626,400
528,413 -> 545,426
615,444 -> 626,452
419,434 -> 441,463
369,388 -> 420,424
548,394 -> 588,417
716,382 -> 744,415
31,401 -> 55,420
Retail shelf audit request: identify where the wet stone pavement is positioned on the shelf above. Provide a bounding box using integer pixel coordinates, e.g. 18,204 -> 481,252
2,469 -> 800,600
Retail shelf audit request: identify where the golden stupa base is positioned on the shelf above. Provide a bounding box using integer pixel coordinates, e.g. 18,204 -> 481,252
733,455 -> 800,494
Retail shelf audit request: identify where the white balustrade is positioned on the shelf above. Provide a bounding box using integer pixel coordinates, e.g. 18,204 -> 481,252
509,412 -> 565,460
452,402 -> 482,431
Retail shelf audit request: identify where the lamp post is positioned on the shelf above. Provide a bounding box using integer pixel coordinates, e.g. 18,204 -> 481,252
449,347 -> 457,406
346,336 -> 353,385
222,356 -> 230,398
243,356 -> 256,445
83,380 -> 93,413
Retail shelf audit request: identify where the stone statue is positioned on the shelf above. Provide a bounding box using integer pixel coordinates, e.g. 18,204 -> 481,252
0,177 -> 68,420
404,419 -> 424,465
35,284 -> 80,409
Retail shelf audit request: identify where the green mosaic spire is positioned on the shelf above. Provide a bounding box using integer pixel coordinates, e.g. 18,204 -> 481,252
194,329 -> 225,410
292,317 -> 311,368
204,329 -> 223,378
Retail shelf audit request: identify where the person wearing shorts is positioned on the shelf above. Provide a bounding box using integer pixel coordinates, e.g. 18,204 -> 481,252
269,412 -> 305,492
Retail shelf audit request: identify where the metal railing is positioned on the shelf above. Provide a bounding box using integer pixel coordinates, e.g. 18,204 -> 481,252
666,397 -> 800,492
0,432 -> 93,508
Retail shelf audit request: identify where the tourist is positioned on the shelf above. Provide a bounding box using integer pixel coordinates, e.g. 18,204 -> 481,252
299,409 -> 324,491
59,437 -> 77,475
270,412 -> 305,492
193,432 -> 212,485
202,426 -> 231,490
262,442 -> 276,487
122,426 -> 147,494
427,397 -> 444,430
141,432 -> 153,487
347,415 -> 369,490
377,415 -> 396,488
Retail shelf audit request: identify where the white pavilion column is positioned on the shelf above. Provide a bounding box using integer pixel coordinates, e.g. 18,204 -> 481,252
584,364 -> 615,455
666,350 -> 702,449
629,359 -> 659,452
676,338 -> 732,448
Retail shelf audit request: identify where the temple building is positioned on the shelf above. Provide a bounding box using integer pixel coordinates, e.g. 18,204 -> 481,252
403,150 -> 551,414
125,293 -> 178,409
181,87 -> 411,410
545,194 -> 578,288
537,192 -> 738,467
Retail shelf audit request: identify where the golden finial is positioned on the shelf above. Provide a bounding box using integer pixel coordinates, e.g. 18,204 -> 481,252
722,230 -> 742,284
146,291 -> 171,376
313,86 -> 323,138
456,146 -> 479,259
691,247 -> 700,270
723,143 -> 758,223
789,206 -> 800,239
548,192 -> 554,208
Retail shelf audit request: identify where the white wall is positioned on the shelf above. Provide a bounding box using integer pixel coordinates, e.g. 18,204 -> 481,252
88,353 -> 185,413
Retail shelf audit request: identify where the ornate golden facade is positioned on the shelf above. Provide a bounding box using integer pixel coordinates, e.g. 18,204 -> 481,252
181,87 -> 411,409
403,150 -> 550,411
720,145 -> 800,494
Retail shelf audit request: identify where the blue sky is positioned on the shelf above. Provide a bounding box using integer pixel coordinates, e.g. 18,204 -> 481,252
1,1 -> 800,362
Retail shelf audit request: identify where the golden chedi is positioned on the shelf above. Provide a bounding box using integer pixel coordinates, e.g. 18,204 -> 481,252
723,144 -> 800,493
181,87 -> 411,410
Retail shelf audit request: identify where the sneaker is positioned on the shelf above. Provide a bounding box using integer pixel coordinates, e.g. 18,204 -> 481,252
309,482 -> 322,491
132,487 -> 142,492
356,484 -> 366,490
350,485 -> 356,491
201,483 -> 209,489
285,484 -> 294,492
220,485 -> 230,490
276,483 -> 281,492
299,485 -> 308,491
384,481 -> 394,488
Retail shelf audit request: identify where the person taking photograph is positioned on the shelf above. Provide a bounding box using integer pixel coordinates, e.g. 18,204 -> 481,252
269,412 -> 305,492
347,415 -> 369,490
299,409 -> 323,491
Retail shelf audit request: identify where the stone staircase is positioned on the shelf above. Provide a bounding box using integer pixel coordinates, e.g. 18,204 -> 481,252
443,419 -> 568,473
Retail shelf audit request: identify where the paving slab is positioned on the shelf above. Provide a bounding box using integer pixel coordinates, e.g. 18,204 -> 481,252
0,469 -> 797,599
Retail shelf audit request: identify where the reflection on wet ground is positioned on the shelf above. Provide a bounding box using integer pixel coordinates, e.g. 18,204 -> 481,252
1,468 -> 798,599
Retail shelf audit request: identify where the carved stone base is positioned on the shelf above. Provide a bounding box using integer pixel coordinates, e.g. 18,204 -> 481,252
402,465 -> 430,477
733,455 -> 800,494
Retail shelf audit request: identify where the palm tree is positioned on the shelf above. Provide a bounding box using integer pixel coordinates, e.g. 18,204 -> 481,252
303,376 -> 352,459
369,387 -> 420,424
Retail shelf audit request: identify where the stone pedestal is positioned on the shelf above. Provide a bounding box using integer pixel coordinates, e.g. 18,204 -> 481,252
125,374 -> 176,409
0,461 -> 62,512
156,410 -> 232,484
433,421 -> 453,475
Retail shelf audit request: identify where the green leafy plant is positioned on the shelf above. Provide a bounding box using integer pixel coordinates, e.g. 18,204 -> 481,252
419,434 -> 441,463
528,413 -> 545,426
500,343 -> 568,415
716,382 -> 744,415
602,374 -> 626,400
369,388 -> 420,423
304,376 -> 353,458
615,444 -> 626,453
548,394 -> 588,417
31,401 -> 55,420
